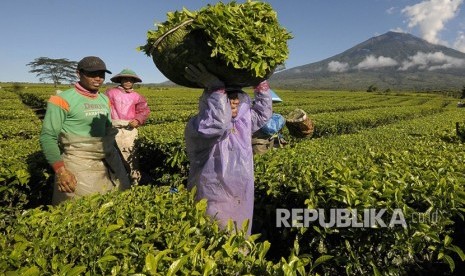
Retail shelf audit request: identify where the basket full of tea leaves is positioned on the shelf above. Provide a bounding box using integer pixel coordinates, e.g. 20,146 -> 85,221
139,1 -> 292,88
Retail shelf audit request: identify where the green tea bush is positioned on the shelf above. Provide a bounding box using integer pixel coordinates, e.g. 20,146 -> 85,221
1,149 -> 51,232
3,86 -> 465,275
17,92 -> 47,110
0,185 -> 306,275
0,90 -> 52,234
253,110 -> 465,275
137,122 -> 189,185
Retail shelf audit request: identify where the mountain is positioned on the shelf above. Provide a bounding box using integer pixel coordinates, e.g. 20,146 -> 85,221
270,31 -> 465,91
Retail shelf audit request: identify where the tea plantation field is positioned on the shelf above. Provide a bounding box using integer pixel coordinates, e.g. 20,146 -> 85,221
1,83 -> 465,275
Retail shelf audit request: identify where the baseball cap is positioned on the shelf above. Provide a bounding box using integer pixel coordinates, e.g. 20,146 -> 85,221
77,56 -> 112,74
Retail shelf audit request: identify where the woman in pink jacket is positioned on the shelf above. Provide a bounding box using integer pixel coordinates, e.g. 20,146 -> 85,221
184,64 -> 272,236
106,69 -> 150,184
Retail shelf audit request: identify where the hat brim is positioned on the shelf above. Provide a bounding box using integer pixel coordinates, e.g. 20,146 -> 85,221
110,75 -> 142,83
80,69 -> 112,74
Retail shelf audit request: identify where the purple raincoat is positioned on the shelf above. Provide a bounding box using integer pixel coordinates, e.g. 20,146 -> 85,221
185,82 -> 272,235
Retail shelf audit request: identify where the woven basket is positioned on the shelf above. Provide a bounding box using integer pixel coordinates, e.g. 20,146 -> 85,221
285,109 -> 315,138
149,20 -> 274,88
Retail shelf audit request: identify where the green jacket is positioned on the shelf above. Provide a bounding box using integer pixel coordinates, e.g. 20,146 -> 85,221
39,85 -> 111,171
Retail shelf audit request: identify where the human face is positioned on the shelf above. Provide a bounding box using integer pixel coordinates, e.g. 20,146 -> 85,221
120,77 -> 135,91
230,98 -> 240,118
78,70 -> 105,92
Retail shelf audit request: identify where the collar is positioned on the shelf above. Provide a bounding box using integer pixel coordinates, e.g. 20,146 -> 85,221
75,82 -> 99,98
118,86 -> 134,93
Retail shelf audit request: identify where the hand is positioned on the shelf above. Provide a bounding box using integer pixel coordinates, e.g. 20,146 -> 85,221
128,120 -> 140,128
56,167 -> 77,193
254,80 -> 270,92
184,63 -> 224,89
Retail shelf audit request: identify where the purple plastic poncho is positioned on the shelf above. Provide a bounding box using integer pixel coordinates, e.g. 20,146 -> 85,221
185,82 -> 272,235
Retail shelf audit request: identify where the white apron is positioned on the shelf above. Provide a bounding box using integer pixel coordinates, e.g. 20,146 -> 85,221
52,130 -> 131,205
112,119 -> 141,184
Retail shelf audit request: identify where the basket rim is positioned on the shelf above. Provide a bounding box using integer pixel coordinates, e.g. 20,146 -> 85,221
149,19 -> 194,56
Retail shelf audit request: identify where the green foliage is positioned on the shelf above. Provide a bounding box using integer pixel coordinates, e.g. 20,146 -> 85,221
2,84 -> 465,274
137,122 -> 189,185
253,108 -> 465,274
140,0 -> 292,78
0,185 -> 309,275
0,89 -> 52,234
456,122 -> 465,142
17,92 -> 47,110
367,84 -> 378,92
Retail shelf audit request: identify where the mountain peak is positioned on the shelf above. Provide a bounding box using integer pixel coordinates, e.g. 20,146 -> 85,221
271,31 -> 465,91
382,31 -> 416,38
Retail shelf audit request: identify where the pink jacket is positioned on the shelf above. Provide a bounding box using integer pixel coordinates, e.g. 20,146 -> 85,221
105,87 -> 150,124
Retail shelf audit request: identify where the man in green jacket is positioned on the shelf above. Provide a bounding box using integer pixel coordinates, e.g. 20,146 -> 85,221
40,56 -> 130,205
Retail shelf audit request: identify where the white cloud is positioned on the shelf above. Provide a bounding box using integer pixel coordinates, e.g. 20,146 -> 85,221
401,0 -> 463,45
386,7 -> 396,15
453,31 -> 465,53
399,51 -> 465,70
355,55 -> 399,70
390,27 -> 406,33
327,61 -> 349,72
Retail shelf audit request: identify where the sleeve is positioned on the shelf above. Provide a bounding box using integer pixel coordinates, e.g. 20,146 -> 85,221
39,96 -> 68,171
251,81 -> 273,133
191,88 -> 231,138
105,89 -> 116,121
184,88 -> 230,163
104,89 -> 113,106
134,93 -> 151,125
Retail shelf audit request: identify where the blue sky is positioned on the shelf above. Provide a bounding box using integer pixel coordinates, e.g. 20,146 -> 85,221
1,0 -> 464,84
